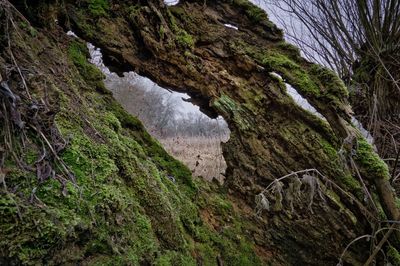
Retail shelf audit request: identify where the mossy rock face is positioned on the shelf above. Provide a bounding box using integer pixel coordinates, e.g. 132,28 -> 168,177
0,0 -> 394,265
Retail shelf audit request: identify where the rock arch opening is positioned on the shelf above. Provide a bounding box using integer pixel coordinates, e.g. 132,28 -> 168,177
87,42 -> 230,183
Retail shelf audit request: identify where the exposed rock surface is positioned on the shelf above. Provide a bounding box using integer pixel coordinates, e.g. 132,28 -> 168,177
0,0 -> 398,265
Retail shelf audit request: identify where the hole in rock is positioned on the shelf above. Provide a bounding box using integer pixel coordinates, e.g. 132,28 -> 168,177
285,83 -> 324,118
164,0 -> 179,6
224,23 -> 239,30
269,72 -> 375,145
270,72 -> 324,119
87,43 -> 230,183
66,30 -> 78,38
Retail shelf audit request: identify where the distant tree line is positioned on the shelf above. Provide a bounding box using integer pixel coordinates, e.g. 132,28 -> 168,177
105,72 -> 230,139
88,43 -> 229,139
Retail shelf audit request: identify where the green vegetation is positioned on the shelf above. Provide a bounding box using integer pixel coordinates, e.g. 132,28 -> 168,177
325,190 -> 357,224
159,25 -> 166,39
355,138 -> 390,180
19,21 -> 38,37
128,4 -> 142,19
275,41 -> 301,58
231,0 -> 269,23
261,51 -> 321,96
166,9 -> 179,33
194,183 -> 262,266
231,37 -> 365,196
388,245 -> 400,265
165,9 -> 195,49
233,38 -> 350,107
68,40 -> 108,93
317,138 -> 362,193
213,94 -> 252,131
233,40 -> 320,97
175,29 -> 195,49
87,0 -> 109,17
309,64 -> 349,101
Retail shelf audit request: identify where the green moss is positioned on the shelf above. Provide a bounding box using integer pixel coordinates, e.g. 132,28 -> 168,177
0,194 -> 20,220
236,40 -> 350,113
19,21 -> 38,37
1,171 -> 84,264
165,9 -> 195,49
68,40 -> 107,92
210,195 -> 233,218
146,141 -> 197,192
261,51 -> 320,96
159,25 -> 166,39
235,40 -> 319,97
319,139 -> 337,159
73,10 -> 97,39
54,86 -> 256,262
396,197 -> 400,209
105,98 -> 144,130
317,138 -> 362,193
166,9 -> 179,33
355,138 -> 389,180
340,173 -> 363,193
388,245 -> 400,265
213,94 -> 252,131
275,41 -> 301,58
103,111 -> 122,132
128,4 -> 142,19
232,0 -> 269,23
195,218 -> 261,266
175,29 -> 195,49
309,64 -> 349,99
155,251 -> 196,266
23,148 -> 38,165
61,133 -> 118,183
87,0 -> 109,17
326,190 -> 358,224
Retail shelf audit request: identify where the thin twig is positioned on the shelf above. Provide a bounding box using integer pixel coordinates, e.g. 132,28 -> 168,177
364,223 -> 398,265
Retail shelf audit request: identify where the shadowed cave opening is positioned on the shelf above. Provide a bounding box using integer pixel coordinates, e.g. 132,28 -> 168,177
85,41 -> 230,183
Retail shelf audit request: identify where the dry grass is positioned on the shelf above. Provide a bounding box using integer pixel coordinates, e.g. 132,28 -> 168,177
160,136 -> 228,183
